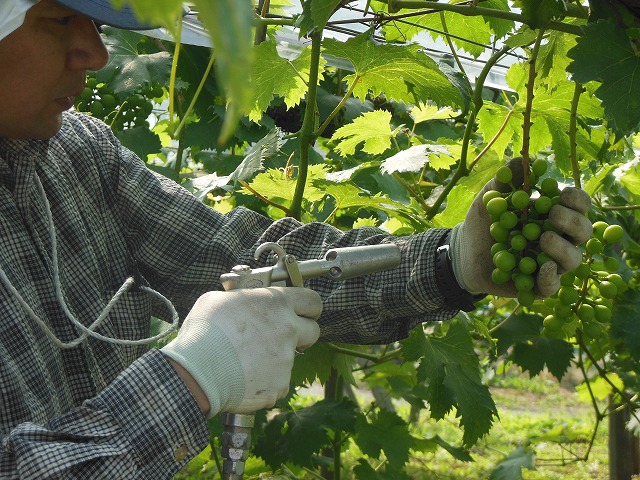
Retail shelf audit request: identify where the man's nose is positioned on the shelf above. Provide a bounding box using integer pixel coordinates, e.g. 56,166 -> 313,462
66,16 -> 109,72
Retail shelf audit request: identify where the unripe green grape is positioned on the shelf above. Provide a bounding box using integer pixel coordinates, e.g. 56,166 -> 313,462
532,159 -> 548,177
582,320 -> 601,339
490,242 -> 508,256
577,303 -> 595,322
101,94 -> 117,110
496,165 -> 513,184
517,289 -> 535,306
603,224 -> 624,244
519,256 -> 537,275
499,210 -> 519,229
510,190 -> 530,210
534,196 -> 553,214
540,177 -> 559,196
522,222 -> 541,241
152,85 -> 164,98
543,326 -> 567,339
558,286 -> 579,305
603,256 -> 619,273
592,221 -> 608,241
586,238 -> 604,255
594,304 -> 612,322
605,274 -> 627,293
544,314 -> 564,331
514,273 -> 534,291
574,262 -> 591,279
510,234 -> 527,251
490,222 -> 509,242
595,297 -> 613,309
554,302 -> 573,317
487,197 -> 509,218
90,101 -> 105,118
492,268 -> 511,285
598,280 -> 617,299
86,76 -> 98,89
483,190 -> 502,206
494,250 -> 517,272
81,87 -> 94,101
560,272 -> 575,287
537,252 -> 553,266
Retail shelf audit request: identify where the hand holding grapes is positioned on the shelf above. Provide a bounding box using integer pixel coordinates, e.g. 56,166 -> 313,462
448,158 -> 593,303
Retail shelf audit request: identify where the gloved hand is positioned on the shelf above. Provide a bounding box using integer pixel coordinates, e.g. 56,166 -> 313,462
161,287 -> 322,416
449,158 -> 593,298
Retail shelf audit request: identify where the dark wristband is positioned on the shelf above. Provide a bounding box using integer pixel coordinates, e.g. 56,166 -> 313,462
434,232 -> 486,312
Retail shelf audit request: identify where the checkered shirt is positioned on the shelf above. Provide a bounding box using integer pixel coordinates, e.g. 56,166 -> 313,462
0,111 -> 456,479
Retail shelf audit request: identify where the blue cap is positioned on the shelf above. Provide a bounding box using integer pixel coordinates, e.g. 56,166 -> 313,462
55,0 -> 159,30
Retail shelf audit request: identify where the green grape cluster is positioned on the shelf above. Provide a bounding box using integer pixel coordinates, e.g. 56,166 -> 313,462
484,159 -> 559,307
541,221 -> 625,340
74,73 -> 163,132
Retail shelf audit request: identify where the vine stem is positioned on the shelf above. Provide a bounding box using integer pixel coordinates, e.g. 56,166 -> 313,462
239,180 -> 290,213
520,29 -> 545,193
315,75 -> 360,137
288,30 -> 323,220
468,109 -> 514,170
383,0 -> 584,36
579,337 -> 640,425
168,16 -> 183,136
440,11 -> 466,75
326,343 -> 403,364
173,52 -> 216,139
426,45 -> 509,220
569,82 -> 585,188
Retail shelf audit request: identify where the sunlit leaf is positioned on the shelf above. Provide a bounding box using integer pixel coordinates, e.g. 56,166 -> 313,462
331,110 -> 393,156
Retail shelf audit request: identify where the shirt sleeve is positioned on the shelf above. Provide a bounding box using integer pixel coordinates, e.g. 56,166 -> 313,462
0,350 -> 210,480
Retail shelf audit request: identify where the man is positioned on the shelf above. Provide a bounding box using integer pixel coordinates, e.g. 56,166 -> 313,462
0,1 -> 593,478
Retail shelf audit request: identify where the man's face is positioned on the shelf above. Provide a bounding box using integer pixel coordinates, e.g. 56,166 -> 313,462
0,0 -> 108,140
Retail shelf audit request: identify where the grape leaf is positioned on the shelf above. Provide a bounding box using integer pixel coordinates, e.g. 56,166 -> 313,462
537,31 -> 578,91
492,313 -> 574,380
194,0 -> 254,141
380,144 -> 454,174
422,11 -> 493,58
254,399 -> 360,468
247,40 -> 323,123
113,0 -> 183,34
355,410 -> 415,469
353,458 -> 411,480
411,103 -> 459,124
243,164 -> 328,204
482,0 -> 516,39
489,447 -> 536,480
512,339 -> 574,381
323,34 -> 462,108
115,126 -> 162,160
401,322 -> 498,447
476,102 -> 521,161
98,28 -> 171,94
297,0 -> 343,36
611,290 -> 640,360
514,0 -> 566,28
567,20 -> 640,132
331,110 -> 393,156
291,342 -> 356,387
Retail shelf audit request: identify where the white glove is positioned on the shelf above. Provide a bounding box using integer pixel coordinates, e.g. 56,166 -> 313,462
450,158 -> 593,298
161,287 -> 322,416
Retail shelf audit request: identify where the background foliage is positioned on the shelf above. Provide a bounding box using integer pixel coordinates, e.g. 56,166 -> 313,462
84,0 -> 640,478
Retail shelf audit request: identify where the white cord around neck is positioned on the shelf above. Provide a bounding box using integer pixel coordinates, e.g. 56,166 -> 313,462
0,171 -> 179,350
